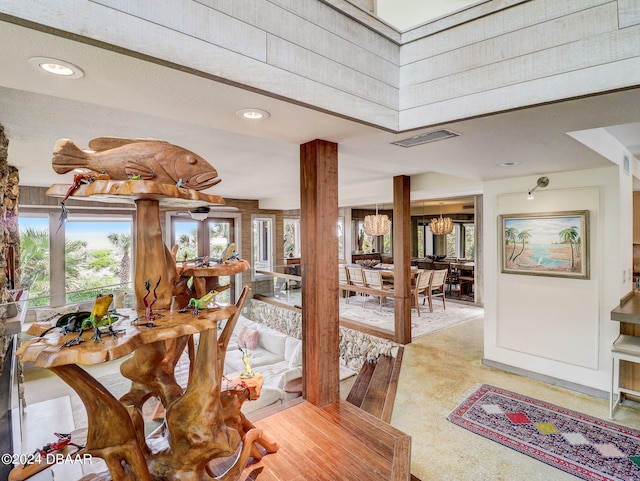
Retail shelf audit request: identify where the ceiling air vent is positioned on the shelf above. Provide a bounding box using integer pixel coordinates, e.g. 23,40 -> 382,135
392,129 -> 459,148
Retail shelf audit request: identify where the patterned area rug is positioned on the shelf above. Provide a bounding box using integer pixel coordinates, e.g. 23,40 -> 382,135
339,297 -> 484,339
447,384 -> 640,481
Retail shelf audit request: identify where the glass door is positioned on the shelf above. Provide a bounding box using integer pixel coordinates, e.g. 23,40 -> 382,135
171,216 -> 236,305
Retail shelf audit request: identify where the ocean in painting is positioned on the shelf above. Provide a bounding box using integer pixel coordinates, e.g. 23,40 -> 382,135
523,244 -> 572,268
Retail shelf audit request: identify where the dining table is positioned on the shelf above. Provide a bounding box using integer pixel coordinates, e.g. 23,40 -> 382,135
368,264 -> 420,285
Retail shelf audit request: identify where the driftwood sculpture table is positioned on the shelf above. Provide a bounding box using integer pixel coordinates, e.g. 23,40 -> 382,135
16,290 -> 278,481
24,139 -> 278,480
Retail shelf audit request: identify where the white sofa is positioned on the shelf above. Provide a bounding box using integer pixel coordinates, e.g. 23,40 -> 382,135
223,315 -> 303,416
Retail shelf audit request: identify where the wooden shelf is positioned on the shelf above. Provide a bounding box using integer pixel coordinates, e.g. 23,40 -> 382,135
46,179 -> 224,208
611,291 -> 640,324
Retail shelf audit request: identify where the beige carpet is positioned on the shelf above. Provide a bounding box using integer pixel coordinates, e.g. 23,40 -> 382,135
339,296 -> 484,339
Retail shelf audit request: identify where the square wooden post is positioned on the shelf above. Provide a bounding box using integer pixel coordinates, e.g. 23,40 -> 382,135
300,139 -> 340,407
393,175 -> 412,345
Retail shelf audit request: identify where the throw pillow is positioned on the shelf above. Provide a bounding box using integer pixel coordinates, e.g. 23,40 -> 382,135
288,342 -> 303,369
238,325 -> 259,350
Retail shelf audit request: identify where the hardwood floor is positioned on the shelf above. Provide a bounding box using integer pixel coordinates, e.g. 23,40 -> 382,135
241,400 -> 411,481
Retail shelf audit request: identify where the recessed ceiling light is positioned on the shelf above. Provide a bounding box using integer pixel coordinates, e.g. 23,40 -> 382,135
236,108 -> 270,120
28,57 -> 84,79
498,161 -> 521,167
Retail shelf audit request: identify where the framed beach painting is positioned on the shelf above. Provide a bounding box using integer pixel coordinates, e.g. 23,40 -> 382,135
500,210 -> 589,279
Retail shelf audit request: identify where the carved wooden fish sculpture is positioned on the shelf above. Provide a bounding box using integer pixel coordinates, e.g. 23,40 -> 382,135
52,137 -> 220,190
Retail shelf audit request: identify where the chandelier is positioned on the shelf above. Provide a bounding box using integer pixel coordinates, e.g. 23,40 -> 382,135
430,203 -> 453,235
363,205 -> 391,236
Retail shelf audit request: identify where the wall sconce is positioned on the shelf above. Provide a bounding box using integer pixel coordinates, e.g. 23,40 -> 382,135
527,176 -> 549,200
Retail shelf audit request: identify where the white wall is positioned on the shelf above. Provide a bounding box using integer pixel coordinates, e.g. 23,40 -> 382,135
483,166 -> 628,392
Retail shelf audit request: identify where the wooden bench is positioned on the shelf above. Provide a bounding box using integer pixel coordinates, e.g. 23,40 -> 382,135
346,347 -> 404,423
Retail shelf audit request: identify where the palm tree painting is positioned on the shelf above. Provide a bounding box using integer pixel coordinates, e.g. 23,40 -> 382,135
500,211 -> 589,279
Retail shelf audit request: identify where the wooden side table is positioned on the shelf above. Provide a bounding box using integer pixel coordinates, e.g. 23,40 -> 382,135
225,372 -> 264,401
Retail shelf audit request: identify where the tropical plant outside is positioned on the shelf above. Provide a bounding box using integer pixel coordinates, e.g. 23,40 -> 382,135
177,231 -> 198,261
284,221 -> 297,258
19,222 -> 133,306
18,226 -> 50,306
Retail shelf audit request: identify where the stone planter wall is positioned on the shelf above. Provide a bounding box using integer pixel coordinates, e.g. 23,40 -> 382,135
243,298 -> 399,372
0,125 -> 20,375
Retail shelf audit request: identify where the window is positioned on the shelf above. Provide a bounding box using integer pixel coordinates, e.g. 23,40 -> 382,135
18,216 -> 50,306
354,220 -> 373,253
442,223 -> 475,260
382,228 -> 392,254
209,221 -> 232,259
284,219 -> 300,258
64,217 -> 133,303
170,216 -> 237,305
445,224 -> 460,258
353,219 -> 391,254
253,217 -> 274,270
173,220 -> 199,261
19,213 -> 134,307
463,223 -> 475,260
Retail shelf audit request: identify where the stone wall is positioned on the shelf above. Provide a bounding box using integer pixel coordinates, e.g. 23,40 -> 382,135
0,125 -> 20,375
243,298 -> 399,372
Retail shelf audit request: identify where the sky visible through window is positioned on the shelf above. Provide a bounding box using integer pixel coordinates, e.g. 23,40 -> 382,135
19,217 -> 131,250
65,220 -> 131,249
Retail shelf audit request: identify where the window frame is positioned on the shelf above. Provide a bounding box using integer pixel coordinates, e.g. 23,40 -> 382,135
18,208 -> 135,307
167,211 -> 242,303
252,214 -> 275,271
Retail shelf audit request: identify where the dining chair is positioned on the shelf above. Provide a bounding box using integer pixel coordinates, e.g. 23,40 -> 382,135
457,265 -> 474,299
434,261 -> 456,296
346,266 -> 367,307
339,264 -> 351,301
363,269 -> 392,311
411,269 -> 433,316
427,269 -> 448,312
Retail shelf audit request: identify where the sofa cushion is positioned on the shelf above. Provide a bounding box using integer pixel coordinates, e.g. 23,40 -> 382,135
254,360 -> 296,389
257,327 -> 288,355
284,336 -> 300,361
238,325 -> 259,350
225,346 -> 283,374
287,341 -> 303,369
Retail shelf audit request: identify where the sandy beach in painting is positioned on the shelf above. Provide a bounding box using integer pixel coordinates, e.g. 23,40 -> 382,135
504,244 -> 582,273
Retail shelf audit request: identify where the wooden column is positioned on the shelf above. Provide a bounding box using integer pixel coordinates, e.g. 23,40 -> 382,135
393,175 -> 412,345
300,139 -> 339,407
